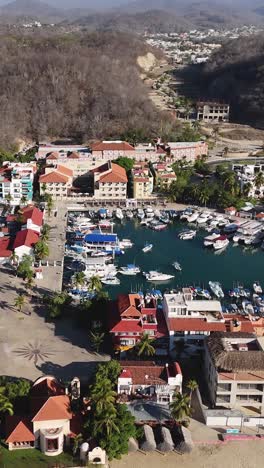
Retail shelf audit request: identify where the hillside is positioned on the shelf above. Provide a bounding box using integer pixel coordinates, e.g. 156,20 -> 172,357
195,35 -> 264,128
0,0 -> 65,22
0,31 -> 166,149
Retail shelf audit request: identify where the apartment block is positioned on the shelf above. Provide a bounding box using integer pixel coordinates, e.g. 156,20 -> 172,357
197,101 -> 230,122
168,141 -> 208,163
153,162 -> 176,190
93,162 -> 127,199
204,332 -> 264,414
0,163 -> 36,206
39,165 -> 73,198
132,162 -> 154,199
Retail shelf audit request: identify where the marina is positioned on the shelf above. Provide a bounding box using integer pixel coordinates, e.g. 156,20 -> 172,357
63,207 -> 264,300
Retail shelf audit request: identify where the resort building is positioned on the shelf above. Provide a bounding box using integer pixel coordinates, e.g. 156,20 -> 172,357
13,229 -> 39,259
21,206 -> 44,233
233,164 -> 264,199
152,162 -> 176,190
196,101 -> 230,122
204,332 -> 264,414
91,141 -> 135,159
0,163 -> 36,205
117,361 -> 182,403
168,141 -> 208,162
5,375 -> 81,456
36,143 -> 89,160
39,165 -> 73,198
109,293 -> 168,353
45,151 -> 98,177
162,289 -> 225,352
132,162 -> 154,199
93,162 -> 128,199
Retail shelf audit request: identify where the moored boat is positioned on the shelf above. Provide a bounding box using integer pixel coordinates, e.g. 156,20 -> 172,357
119,264 -> 141,275
253,281 -> 263,294
172,261 -> 182,271
213,236 -> 229,251
178,229 -> 196,240
209,281 -> 224,298
142,243 -> 153,253
143,271 -> 174,282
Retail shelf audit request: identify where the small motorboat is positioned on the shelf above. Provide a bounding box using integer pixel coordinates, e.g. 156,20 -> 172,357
143,271 -> 174,282
253,282 -> 263,294
101,276 -> 120,285
209,281 -> 224,298
172,261 -> 182,271
152,223 -> 167,231
178,230 -> 196,240
204,232 -> 221,247
213,236 -> 229,251
194,287 -> 211,299
115,208 -> 124,220
119,238 -> 133,249
119,264 -> 141,275
126,210 -> 133,219
142,243 -> 153,253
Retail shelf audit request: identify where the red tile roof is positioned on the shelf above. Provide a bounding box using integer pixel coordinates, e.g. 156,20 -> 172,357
119,361 -> 167,385
67,152 -> 80,159
32,395 -> 72,422
13,229 -> 39,249
31,377 -> 65,397
117,294 -> 142,318
5,417 -> 35,443
22,206 -> 43,226
110,320 -> 142,333
92,141 -> 135,152
168,318 -> 226,332
39,171 -> 69,184
133,177 -> 149,183
57,165 -> 74,177
99,163 -> 128,184
46,152 -> 59,160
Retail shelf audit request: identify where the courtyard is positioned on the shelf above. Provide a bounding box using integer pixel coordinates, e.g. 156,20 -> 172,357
0,268 -> 109,382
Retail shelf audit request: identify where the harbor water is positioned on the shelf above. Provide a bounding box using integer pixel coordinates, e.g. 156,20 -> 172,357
105,220 -> 264,298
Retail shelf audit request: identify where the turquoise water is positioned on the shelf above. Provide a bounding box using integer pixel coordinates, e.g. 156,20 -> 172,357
108,220 -> 264,299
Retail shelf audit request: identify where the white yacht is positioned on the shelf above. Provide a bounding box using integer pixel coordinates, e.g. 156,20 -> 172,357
145,207 -> 155,219
253,282 -> 263,294
142,243 -> 153,253
119,238 -> 133,249
119,264 -> 141,275
187,211 -> 200,223
209,281 -> 224,298
137,208 -> 145,219
144,271 -> 174,282
172,261 -> 182,271
115,208 -> 124,220
204,232 -> 221,247
196,212 -> 212,224
178,230 -> 196,240
126,210 -> 134,219
101,276 -> 120,285
213,236 -> 229,250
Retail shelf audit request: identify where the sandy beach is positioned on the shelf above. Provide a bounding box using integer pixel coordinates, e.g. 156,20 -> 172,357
111,441 -> 264,468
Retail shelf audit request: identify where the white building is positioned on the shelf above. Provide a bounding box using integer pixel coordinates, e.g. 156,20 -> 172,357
162,289 -> 225,351
93,162 -> 127,199
0,162 -> 36,206
118,361 -> 182,404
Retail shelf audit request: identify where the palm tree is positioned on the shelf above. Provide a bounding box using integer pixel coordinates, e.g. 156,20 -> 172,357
10,251 -> 19,266
20,195 -> 27,206
198,182 -> 210,207
88,275 -> 102,292
223,172 -> 237,196
93,410 -> 119,437
73,271 -> 86,287
41,223 -> 51,242
14,294 -> 26,313
243,182 -> 252,197
16,211 -> 24,224
254,171 -> 264,189
34,240 -> 49,261
89,331 -> 105,353
25,276 -> 35,293
136,333 -> 155,357
169,392 -> 191,424
46,195 -> 54,216
72,433 -> 83,456
91,379 -> 117,413
187,379 -> 198,405
0,393 -> 14,415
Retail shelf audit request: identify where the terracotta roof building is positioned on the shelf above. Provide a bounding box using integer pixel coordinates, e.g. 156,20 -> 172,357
118,361 -> 182,404
93,161 -> 127,199
109,294 -> 168,353
39,164 -> 73,199
13,229 -> 39,259
92,140 -> 135,157
5,375 -> 81,456
21,206 -> 43,232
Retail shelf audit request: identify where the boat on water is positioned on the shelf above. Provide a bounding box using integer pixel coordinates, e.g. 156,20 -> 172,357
115,208 -> 124,220
187,211 -> 200,223
119,264 -> 141,275
140,220 -> 149,226
142,243 -> 153,253
178,230 -> 196,240
137,208 -> 145,219
253,281 -> 263,294
209,281 -> 224,298
98,220 -> 114,229
180,209 -> 193,221
224,223 -> 238,234
101,276 -> 120,285
196,212 -> 212,225
143,271 -> 174,282
119,238 -> 133,249
154,209 -> 161,218
213,236 -> 229,250
204,232 -> 221,247
193,287 -> 211,299
91,250 -> 111,258
145,207 -> 155,219
126,210 -> 133,219
172,261 -> 182,271
98,208 -> 107,219
242,300 -> 254,315
152,223 -> 167,231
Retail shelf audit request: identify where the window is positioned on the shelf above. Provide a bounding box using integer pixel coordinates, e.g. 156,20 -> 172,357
217,383 -> 231,392
46,438 -> 58,452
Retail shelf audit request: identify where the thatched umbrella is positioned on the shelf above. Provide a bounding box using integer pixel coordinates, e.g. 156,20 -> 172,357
140,425 -> 156,451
